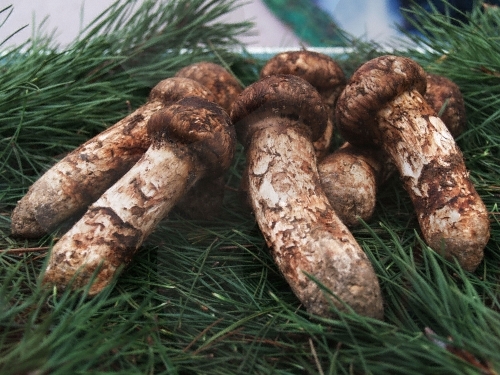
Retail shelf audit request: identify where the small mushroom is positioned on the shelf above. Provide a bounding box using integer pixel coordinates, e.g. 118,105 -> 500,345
335,55 -> 490,271
319,72 -> 467,227
230,74 -> 384,319
175,61 -> 243,113
174,61 -> 244,219
42,96 -> 236,295
260,50 -> 346,159
424,73 -> 466,137
11,78 -> 215,238
318,143 -> 386,227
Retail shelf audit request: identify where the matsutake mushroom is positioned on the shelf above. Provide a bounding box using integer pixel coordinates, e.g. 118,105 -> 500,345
319,70 -> 469,228
260,50 -> 346,159
230,74 -> 384,319
335,55 -> 490,271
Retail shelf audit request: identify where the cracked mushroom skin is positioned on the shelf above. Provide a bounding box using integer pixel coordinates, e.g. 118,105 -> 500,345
335,55 -> 490,271
11,77 -> 215,238
42,97 -> 236,295
230,74 -> 384,319
260,50 -> 346,159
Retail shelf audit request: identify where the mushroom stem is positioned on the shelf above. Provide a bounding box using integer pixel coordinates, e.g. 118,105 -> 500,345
42,97 -> 235,294
246,119 -> 383,318
377,89 -> 489,270
11,78 -> 215,238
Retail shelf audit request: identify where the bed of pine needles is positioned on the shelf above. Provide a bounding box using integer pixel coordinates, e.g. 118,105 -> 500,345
1,1 -> 499,374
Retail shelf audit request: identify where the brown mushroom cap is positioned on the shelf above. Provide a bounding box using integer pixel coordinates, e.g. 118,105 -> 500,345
260,50 -> 346,110
147,96 -> 236,176
148,77 -> 216,105
230,74 -> 328,147
425,73 -> 466,137
175,61 -> 243,113
335,55 -> 427,147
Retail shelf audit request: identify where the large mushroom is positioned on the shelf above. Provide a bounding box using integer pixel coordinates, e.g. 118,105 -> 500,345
335,55 -> 490,271
230,74 -> 384,319
42,96 -> 236,295
11,78 -> 215,238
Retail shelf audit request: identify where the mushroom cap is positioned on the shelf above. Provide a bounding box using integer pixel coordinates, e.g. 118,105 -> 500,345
148,77 -> 216,105
175,61 -> 243,113
425,73 -> 466,138
147,96 -> 236,176
230,74 -> 328,147
260,50 -> 346,109
335,55 -> 427,147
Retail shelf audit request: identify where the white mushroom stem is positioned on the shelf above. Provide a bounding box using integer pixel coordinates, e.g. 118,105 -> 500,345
376,89 -> 489,271
246,118 -> 383,319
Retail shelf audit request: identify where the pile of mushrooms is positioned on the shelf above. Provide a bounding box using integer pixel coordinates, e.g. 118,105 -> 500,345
10,53 -> 491,320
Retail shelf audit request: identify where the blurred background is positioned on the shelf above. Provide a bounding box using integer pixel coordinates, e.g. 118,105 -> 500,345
0,0 -> 493,49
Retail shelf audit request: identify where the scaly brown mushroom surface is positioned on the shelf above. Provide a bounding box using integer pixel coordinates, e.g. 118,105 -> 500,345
11,78 -> 215,238
42,97 -> 236,295
231,74 -> 384,319
318,143 -> 386,227
335,55 -> 490,271
260,50 -> 346,159
424,73 -> 466,137
175,61 -> 243,113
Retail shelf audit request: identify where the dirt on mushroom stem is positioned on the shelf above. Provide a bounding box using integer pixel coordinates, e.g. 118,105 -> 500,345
10,77 -> 215,238
375,89 -> 489,271
42,97 -> 236,295
244,117 -> 384,319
